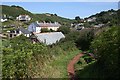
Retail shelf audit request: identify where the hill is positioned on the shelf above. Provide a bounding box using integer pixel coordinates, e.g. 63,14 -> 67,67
1,5 -> 74,26
85,9 -> 119,26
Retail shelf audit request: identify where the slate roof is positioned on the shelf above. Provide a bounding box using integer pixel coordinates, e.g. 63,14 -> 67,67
34,32 -> 65,45
28,22 -> 39,32
19,27 -> 31,34
38,23 -> 61,27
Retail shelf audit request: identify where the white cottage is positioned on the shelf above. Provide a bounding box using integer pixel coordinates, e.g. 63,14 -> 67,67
16,15 -> 31,21
28,21 -> 61,33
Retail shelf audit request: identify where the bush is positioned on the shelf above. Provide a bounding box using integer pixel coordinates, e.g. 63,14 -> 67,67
76,29 -> 94,50
41,28 -> 50,33
57,26 -> 70,34
2,49 -> 33,78
91,26 -> 119,78
64,30 -> 80,42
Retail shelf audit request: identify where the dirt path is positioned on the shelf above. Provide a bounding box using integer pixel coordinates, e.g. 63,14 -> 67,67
67,53 -> 84,80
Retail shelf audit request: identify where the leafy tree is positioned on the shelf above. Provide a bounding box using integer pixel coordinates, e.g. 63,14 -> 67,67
45,18 -> 54,23
75,16 -> 81,23
64,30 -> 80,42
76,29 -> 94,50
75,16 -> 80,20
91,26 -> 119,78
57,26 -> 70,34
84,22 -> 91,28
54,14 -> 57,16
41,28 -> 50,33
2,49 -> 33,78
117,9 -> 120,25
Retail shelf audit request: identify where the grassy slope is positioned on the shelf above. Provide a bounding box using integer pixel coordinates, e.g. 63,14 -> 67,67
75,61 -> 107,78
74,54 -> 99,78
38,50 -> 81,78
1,5 -> 74,26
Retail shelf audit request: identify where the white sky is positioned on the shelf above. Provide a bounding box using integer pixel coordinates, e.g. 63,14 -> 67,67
1,0 -> 120,2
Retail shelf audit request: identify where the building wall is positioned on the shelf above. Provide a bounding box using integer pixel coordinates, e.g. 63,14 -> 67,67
17,15 -> 31,21
1,19 -> 7,22
47,27 -> 59,31
41,27 -> 59,31
36,27 -> 41,33
24,34 -> 30,37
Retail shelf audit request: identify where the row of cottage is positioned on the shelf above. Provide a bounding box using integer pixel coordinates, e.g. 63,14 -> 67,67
1,14 -> 64,45
1,14 -> 31,22
8,21 -> 65,45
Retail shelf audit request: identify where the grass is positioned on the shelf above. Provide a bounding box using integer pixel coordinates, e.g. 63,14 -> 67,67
75,61 -> 108,79
38,50 -> 82,78
74,57 -> 87,71
74,54 -> 96,71
74,54 -> 102,78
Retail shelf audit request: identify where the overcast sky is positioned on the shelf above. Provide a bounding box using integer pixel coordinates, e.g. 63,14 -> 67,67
2,2 -> 118,19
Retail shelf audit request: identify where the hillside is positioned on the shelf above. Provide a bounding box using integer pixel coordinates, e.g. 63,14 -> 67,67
1,5 -> 74,26
85,9 -> 119,26
1,5 -> 119,27
1,4 -> 119,79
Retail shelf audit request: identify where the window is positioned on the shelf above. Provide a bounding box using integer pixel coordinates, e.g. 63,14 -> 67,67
10,34 -> 12,37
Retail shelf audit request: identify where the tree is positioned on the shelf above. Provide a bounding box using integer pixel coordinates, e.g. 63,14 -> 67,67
75,16 -> 81,23
57,26 -> 70,34
84,22 -> 91,28
45,18 -> 54,23
91,26 -> 119,78
75,29 -> 94,50
54,14 -> 57,16
64,30 -> 80,42
75,16 -> 80,21
41,28 -> 50,33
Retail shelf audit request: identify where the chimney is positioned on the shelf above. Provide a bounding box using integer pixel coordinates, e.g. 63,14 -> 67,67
36,21 -> 39,24
43,21 -> 46,24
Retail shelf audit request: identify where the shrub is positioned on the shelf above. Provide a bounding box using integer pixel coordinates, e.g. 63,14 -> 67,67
2,49 -> 33,78
57,26 -> 70,34
41,28 -> 50,33
76,29 -> 94,50
91,26 -> 119,78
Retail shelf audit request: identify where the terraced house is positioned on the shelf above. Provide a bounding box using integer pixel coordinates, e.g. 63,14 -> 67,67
28,21 -> 64,45
28,21 -> 61,33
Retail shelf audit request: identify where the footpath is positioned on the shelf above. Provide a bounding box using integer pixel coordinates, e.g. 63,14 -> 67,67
67,53 -> 84,80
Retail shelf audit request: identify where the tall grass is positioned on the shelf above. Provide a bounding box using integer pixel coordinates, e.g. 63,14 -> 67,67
38,50 -> 81,78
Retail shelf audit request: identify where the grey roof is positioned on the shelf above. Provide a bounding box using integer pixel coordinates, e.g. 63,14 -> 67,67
39,23 -> 61,27
28,22 -> 61,32
19,27 -> 31,34
28,22 -> 39,32
34,32 -> 65,45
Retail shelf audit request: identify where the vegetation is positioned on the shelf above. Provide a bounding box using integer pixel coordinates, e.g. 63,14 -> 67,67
2,34 -> 80,78
57,26 -> 70,34
75,26 -> 119,78
2,25 -> 95,78
1,4 -> 119,79
40,50 -> 81,78
41,28 -> 50,33
1,5 -> 73,27
75,29 -> 94,50
87,9 -> 118,26
75,16 -> 81,23
91,26 -> 119,78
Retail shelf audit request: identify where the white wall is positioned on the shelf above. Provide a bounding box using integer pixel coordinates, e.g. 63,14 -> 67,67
36,27 -> 41,33
44,27 -> 59,31
0,19 -> 7,22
